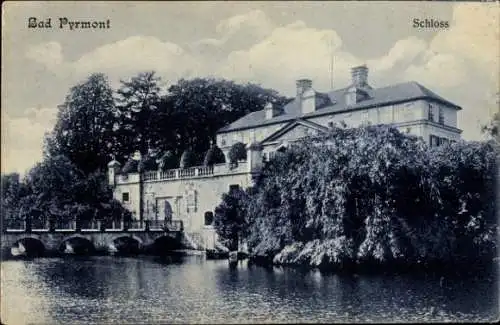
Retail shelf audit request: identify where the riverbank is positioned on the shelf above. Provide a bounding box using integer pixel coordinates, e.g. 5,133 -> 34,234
248,245 -> 498,277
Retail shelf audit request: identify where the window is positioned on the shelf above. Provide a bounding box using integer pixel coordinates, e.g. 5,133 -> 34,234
122,192 -> 129,203
262,152 -> 268,162
438,107 -> 444,125
406,127 -> 411,134
428,104 -> 435,122
229,184 -> 240,192
328,121 -> 334,128
440,137 -> 449,146
269,151 -> 276,161
204,211 -> 214,226
429,135 -> 439,147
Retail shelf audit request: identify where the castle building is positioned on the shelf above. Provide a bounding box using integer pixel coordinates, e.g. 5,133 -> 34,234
108,65 -> 462,249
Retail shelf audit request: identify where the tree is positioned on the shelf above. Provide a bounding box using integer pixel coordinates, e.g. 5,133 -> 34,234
214,186 -> 249,250
44,73 -> 118,174
20,155 -> 128,223
115,71 -> 164,157
1,173 -> 28,223
482,112 -> 500,144
161,78 -> 288,161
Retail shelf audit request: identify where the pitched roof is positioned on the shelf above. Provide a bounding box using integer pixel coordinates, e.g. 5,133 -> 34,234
217,81 -> 461,134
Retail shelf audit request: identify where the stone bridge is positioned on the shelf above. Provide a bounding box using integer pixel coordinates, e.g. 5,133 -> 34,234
1,220 -> 185,258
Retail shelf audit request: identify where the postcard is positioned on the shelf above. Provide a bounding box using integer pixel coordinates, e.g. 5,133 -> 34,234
1,1 -> 498,324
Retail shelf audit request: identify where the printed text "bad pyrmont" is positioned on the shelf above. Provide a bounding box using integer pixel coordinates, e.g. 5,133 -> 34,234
27,17 -> 111,30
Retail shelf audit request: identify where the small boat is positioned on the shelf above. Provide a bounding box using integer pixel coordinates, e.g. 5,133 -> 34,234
11,242 -> 26,257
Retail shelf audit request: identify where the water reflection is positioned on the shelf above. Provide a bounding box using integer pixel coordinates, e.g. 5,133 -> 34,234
1,256 -> 498,324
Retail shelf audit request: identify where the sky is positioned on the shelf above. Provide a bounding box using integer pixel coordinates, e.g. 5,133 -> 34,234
1,1 -> 499,175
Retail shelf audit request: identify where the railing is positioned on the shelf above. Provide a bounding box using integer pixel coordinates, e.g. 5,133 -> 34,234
3,218 -> 184,233
198,166 -> 214,176
159,170 -> 176,179
141,161 -> 247,183
127,220 -> 145,230
149,219 -> 164,230
179,168 -> 196,178
54,220 -> 77,231
4,219 -> 25,231
31,219 -> 49,231
81,220 -> 100,231
143,171 -> 158,181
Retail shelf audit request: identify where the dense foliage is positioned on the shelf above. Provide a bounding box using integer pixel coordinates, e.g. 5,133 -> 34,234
214,125 -> 498,270
2,156 -> 129,226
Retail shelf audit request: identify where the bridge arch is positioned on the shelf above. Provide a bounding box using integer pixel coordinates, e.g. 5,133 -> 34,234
59,234 -> 95,255
152,234 -> 183,253
12,236 -> 46,257
111,235 -> 143,246
110,235 -> 143,255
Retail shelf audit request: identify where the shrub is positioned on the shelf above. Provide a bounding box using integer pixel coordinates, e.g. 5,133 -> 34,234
158,151 -> 178,171
228,142 -> 247,163
179,148 -> 197,169
138,154 -> 158,172
121,158 -> 139,174
204,145 -> 226,166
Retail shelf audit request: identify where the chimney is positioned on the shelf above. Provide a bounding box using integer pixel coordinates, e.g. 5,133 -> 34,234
296,79 -> 316,115
265,102 -> 281,120
296,79 -> 313,99
351,65 -> 369,88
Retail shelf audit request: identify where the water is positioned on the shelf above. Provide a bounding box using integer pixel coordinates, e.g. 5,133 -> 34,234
1,255 -> 498,324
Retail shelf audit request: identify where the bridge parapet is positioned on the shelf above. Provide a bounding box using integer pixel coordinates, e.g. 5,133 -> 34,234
3,219 -> 183,234
1,219 -> 185,258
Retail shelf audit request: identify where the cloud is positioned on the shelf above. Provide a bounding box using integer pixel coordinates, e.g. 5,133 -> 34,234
25,41 -> 64,69
73,36 -> 198,79
1,107 -> 58,175
405,54 -> 467,89
192,9 -> 276,58
219,20 -> 348,95
430,4 -> 498,71
215,9 -> 274,40
369,37 -> 429,72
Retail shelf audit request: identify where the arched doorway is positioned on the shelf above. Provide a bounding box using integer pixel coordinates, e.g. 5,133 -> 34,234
164,200 -> 173,223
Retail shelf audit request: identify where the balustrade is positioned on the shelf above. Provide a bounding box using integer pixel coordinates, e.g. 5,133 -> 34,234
141,161 -> 246,182
4,218 -> 184,233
